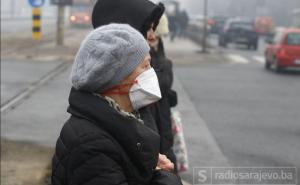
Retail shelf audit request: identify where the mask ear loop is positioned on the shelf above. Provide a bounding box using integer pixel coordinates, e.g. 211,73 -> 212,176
102,80 -> 138,95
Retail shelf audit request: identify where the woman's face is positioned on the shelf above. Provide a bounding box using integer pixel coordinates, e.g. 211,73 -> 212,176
122,53 -> 151,84
103,54 -> 151,96
147,24 -> 157,46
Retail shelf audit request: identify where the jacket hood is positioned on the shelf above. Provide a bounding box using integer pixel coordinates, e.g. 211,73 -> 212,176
92,0 -> 164,36
67,87 -> 160,179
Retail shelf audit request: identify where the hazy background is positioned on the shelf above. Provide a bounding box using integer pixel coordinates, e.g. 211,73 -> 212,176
2,0 -> 300,24
153,0 -> 300,26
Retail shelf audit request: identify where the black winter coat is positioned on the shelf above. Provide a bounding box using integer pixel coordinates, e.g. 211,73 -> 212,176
52,88 -> 182,185
149,39 -> 178,166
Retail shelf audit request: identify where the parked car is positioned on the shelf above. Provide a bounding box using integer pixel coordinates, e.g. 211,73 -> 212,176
210,16 -> 228,35
265,28 -> 300,72
218,19 -> 259,50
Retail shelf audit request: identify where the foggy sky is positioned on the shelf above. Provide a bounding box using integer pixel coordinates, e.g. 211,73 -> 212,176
164,0 -> 300,16
162,0 -> 300,26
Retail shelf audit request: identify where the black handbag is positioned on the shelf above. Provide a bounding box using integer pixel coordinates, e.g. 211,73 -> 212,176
168,90 -> 178,107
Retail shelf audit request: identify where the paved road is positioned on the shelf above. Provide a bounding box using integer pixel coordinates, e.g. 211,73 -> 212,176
166,35 -> 300,182
1,66 -> 71,146
1,60 -> 64,106
1,27 -> 89,146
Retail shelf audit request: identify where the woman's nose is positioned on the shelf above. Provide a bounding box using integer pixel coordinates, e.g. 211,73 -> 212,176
148,29 -> 156,40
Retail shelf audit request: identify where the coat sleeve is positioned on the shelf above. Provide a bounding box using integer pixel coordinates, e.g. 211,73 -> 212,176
68,139 -> 128,185
151,170 -> 183,185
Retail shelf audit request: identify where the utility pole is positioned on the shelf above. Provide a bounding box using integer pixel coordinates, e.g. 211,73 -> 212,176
56,4 -> 65,46
51,0 -> 72,45
202,0 -> 208,53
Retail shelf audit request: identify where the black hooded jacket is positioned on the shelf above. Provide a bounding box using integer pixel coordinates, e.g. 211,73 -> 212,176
52,88 -> 182,185
92,0 -> 164,36
149,39 -> 178,167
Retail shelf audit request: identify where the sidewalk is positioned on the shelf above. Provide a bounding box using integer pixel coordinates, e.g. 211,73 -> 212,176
164,38 -> 231,183
172,76 -> 230,182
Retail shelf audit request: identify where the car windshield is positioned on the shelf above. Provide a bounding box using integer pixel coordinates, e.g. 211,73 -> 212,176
286,33 -> 300,46
71,5 -> 88,11
231,22 -> 253,30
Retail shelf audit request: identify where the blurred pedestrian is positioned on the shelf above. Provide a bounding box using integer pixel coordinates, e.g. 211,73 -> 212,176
148,14 -> 178,171
51,24 -> 182,185
168,14 -> 180,41
178,10 -> 189,37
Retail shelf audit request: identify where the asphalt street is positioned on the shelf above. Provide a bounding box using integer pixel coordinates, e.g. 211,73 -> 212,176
166,35 -> 300,182
1,60 -> 64,106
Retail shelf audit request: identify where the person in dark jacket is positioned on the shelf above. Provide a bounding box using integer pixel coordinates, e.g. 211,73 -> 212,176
91,0 -> 178,166
92,0 -> 164,39
177,10 -> 189,38
52,24 -> 182,185
148,14 -> 178,170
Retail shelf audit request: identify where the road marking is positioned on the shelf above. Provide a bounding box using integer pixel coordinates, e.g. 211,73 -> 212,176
226,54 -> 249,64
253,56 -> 265,64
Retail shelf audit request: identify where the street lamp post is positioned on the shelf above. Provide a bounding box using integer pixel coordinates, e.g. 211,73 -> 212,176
202,0 -> 208,53
56,4 -> 65,46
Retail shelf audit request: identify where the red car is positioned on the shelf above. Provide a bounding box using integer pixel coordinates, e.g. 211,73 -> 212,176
265,28 -> 300,72
69,2 -> 93,27
70,12 -> 91,27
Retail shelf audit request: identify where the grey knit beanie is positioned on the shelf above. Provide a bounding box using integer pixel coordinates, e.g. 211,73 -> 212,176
71,23 -> 150,93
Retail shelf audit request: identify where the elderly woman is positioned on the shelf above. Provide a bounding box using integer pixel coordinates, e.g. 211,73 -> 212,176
51,24 -> 182,185
92,0 -> 178,169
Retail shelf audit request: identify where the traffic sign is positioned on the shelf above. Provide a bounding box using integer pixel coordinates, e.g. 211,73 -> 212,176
51,0 -> 73,5
28,0 -> 46,8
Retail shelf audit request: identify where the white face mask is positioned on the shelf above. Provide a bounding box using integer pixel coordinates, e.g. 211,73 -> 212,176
129,68 -> 162,110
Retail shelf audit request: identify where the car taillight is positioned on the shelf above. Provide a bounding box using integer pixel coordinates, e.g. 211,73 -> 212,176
70,15 -> 76,22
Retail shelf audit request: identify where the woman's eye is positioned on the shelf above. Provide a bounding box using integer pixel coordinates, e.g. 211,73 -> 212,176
145,64 -> 151,69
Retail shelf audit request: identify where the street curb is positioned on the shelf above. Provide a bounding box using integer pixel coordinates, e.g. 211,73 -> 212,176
172,76 -> 231,183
